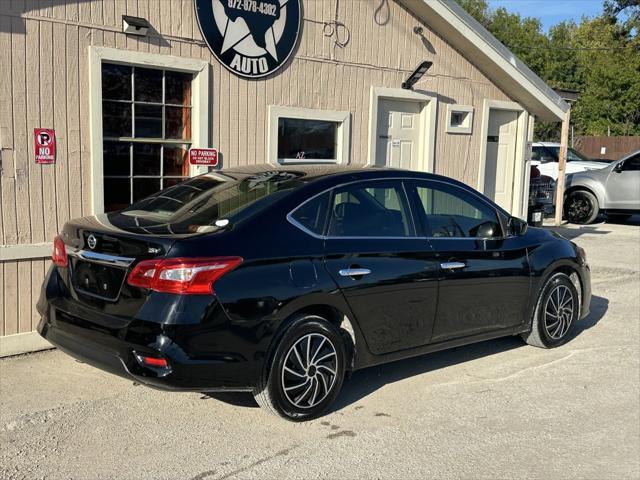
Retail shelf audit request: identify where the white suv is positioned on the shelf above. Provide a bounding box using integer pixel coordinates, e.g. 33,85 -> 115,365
532,142 -> 609,180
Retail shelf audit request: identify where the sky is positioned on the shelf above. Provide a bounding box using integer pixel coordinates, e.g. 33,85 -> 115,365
488,0 -> 604,30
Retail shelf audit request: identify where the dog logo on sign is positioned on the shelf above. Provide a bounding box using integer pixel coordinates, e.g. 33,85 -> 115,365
195,0 -> 301,79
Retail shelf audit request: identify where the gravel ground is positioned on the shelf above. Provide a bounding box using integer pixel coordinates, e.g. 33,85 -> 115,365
1,217 -> 639,480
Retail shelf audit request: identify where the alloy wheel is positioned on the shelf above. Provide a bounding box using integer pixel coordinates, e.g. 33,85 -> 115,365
281,333 -> 337,409
544,284 -> 575,340
566,197 -> 592,223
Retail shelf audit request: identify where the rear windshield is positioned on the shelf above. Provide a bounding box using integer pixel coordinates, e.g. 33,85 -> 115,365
115,170 -> 305,234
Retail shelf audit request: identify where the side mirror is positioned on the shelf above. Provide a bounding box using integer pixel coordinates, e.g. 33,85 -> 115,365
613,162 -> 623,173
508,216 -> 528,236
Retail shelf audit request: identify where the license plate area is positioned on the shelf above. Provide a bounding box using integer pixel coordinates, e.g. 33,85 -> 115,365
71,259 -> 127,301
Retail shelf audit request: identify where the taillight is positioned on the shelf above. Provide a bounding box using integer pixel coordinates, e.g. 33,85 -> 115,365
52,235 -> 68,267
127,257 -> 243,295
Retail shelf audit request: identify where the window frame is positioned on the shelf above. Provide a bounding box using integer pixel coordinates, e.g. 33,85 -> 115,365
407,179 -> 506,240
89,47 -> 210,214
445,104 -> 474,134
267,106 -> 351,165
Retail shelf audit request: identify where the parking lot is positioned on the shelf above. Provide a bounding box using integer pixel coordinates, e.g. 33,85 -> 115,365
1,218 -> 638,480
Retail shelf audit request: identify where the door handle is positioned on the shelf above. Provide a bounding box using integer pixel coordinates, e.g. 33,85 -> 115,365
339,268 -> 372,277
440,262 -> 466,270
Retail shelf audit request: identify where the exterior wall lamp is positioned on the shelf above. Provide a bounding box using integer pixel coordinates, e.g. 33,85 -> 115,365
402,61 -> 433,90
122,15 -> 151,36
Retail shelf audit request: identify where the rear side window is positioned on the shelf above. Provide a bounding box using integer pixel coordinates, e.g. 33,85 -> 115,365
327,182 -> 414,237
290,192 -> 330,236
414,182 -> 502,239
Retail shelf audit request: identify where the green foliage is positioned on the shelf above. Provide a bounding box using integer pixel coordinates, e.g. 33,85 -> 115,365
458,0 -> 640,139
456,0 -> 491,26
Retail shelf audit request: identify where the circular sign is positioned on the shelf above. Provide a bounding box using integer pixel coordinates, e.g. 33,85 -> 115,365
195,0 -> 301,79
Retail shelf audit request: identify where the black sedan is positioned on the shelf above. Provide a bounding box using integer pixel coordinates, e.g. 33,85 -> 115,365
38,166 -> 591,421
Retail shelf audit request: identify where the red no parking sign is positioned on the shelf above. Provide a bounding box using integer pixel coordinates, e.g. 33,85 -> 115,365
34,128 -> 56,164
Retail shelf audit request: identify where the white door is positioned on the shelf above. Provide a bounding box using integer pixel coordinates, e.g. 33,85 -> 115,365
375,99 -> 422,170
484,109 -> 518,211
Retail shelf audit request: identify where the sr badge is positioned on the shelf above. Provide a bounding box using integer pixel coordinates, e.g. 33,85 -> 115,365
195,0 -> 301,79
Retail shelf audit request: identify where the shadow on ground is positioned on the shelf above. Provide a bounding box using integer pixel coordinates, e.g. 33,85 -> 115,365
604,214 -> 640,226
545,214 -> 639,241
546,223 -> 612,240
205,295 -> 609,412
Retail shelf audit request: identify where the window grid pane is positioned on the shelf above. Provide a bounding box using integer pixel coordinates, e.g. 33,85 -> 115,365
102,63 -> 193,212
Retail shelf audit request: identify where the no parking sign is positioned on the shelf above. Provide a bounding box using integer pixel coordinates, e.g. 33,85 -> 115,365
34,128 -> 56,164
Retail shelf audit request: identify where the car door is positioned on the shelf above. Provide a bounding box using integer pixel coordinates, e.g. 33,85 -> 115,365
605,154 -> 640,210
408,180 -> 531,343
322,179 -> 439,355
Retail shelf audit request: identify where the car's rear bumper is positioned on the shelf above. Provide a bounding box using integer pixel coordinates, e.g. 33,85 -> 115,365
39,318 -> 254,392
37,269 -> 262,392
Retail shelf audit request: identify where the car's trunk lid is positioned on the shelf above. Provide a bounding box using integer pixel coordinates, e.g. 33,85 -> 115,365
59,214 -> 189,310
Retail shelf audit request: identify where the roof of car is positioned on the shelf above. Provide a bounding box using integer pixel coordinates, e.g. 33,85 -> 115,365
220,163 -> 442,183
215,164 -> 505,212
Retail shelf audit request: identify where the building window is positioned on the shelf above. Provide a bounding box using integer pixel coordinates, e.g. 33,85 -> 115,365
278,118 -> 338,162
101,63 -> 193,212
446,105 -> 474,134
268,106 -> 350,164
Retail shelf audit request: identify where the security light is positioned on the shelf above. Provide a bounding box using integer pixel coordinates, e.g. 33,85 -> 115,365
122,15 -> 150,36
402,61 -> 433,90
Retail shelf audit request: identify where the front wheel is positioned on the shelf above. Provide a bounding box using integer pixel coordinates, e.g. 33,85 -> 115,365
564,190 -> 599,224
253,315 -> 346,421
521,273 -> 580,348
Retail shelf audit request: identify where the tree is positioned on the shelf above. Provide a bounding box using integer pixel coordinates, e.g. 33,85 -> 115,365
572,16 -> 640,135
457,0 -> 640,139
604,0 -> 640,21
456,0 -> 490,26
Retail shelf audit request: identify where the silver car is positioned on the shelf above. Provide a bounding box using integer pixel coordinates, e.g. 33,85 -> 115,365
564,150 -> 640,224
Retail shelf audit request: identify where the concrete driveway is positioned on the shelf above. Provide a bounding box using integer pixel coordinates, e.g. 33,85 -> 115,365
1,218 -> 639,480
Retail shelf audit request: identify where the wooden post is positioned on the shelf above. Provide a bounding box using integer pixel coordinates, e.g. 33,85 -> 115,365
554,107 -> 571,226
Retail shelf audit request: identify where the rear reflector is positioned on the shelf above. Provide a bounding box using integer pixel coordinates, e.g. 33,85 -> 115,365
52,235 -> 68,267
127,257 -> 243,295
135,354 -> 168,368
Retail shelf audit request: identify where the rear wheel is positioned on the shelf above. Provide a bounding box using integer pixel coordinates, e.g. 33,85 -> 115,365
521,273 -> 580,348
564,190 -> 599,224
253,315 -> 346,421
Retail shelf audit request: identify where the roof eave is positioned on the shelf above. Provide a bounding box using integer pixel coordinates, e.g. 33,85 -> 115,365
400,0 -> 569,122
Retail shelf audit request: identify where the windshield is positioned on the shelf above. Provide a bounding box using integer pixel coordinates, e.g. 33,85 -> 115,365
547,146 -> 590,162
111,170 -> 306,234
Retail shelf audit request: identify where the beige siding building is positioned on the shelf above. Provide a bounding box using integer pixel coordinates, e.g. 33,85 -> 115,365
0,0 -> 567,355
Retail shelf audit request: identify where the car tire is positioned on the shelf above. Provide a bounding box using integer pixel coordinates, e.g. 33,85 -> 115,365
253,315 -> 346,421
564,190 -> 599,224
521,273 -> 580,349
